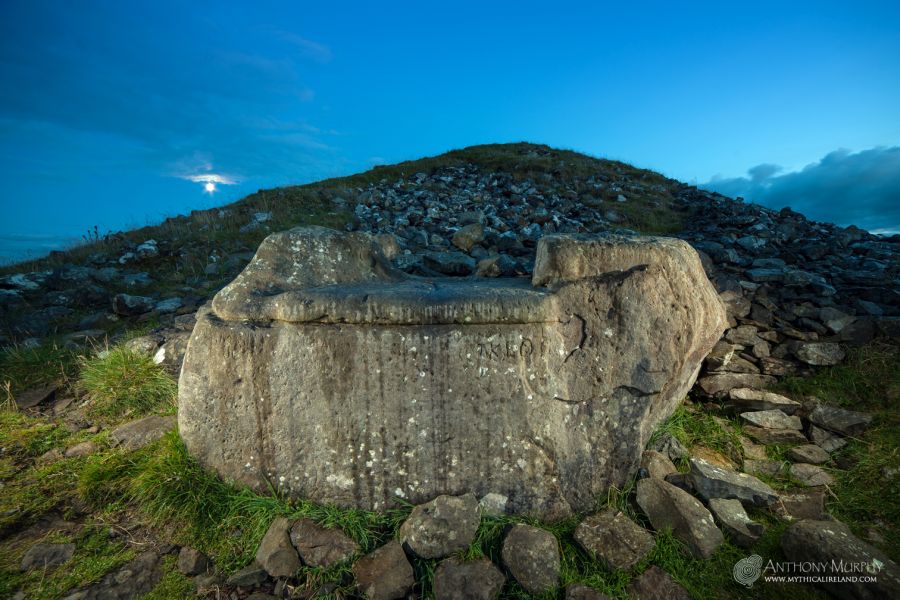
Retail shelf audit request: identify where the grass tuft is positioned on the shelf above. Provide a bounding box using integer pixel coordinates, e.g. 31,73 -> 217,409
78,346 -> 176,418
0,343 -> 82,396
648,403 -> 743,468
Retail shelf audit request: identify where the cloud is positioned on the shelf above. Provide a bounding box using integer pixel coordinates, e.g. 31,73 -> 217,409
0,2 -> 345,189
702,147 -> 900,234
181,173 -> 239,185
273,30 -> 333,63
747,163 -> 781,182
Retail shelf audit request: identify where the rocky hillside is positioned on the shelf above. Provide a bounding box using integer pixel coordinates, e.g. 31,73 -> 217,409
0,143 -> 898,599
1,142 -> 896,355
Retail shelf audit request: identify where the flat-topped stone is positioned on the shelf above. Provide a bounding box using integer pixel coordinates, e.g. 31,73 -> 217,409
179,227 -> 726,518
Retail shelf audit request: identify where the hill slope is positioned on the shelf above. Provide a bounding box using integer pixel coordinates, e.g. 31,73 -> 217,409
1,142 -> 896,346
0,142 -> 898,600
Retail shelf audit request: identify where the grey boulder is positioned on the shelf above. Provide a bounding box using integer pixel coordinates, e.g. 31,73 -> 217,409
399,493 -> 480,559
178,228 -> 726,518
790,463 -> 835,487
626,565 -> 691,600
289,519 -> 359,567
573,507 -> 655,571
725,388 -> 800,414
352,541 -> 414,600
782,520 -> 900,599
255,517 -> 300,578
20,543 -> 75,570
740,410 -> 801,430
688,457 -> 778,506
109,415 -> 175,450
111,293 -> 154,316
795,342 -> 846,366
432,557 -> 505,600
501,524 -> 560,594
808,404 -> 873,437
636,477 -> 724,559
787,445 -> 831,465
708,498 -> 764,547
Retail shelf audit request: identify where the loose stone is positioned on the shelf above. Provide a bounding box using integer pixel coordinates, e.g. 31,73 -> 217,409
573,507 -> 655,571
501,524 -> 560,595
352,541 -> 415,600
399,494 -> 480,560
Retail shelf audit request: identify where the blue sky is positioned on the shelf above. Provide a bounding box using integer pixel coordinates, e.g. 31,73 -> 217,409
1,1 -> 899,261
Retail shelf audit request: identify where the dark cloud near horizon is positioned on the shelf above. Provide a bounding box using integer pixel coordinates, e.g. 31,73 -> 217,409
703,147 -> 900,234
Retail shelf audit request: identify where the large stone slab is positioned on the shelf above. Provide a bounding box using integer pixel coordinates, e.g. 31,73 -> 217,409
781,520 -> 900,599
636,477 -> 724,559
179,227 -> 726,517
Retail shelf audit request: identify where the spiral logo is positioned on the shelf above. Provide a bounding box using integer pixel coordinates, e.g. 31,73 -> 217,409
733,554 -> 763,588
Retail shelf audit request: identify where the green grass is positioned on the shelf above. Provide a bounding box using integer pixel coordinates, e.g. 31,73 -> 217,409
648,403 -> 744,468
138,554 -> 194,600
0,525 -> 137,600
777,341 -> 899,412
79,432 -> 407,575
776,341 -> 900,562
0,343 -> 82,397
77,346 -> 177,419
0,410 -> 93,537
1,324 -> 896,599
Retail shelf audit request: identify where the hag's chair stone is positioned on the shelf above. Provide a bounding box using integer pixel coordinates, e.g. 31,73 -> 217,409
178,226 -> 726,519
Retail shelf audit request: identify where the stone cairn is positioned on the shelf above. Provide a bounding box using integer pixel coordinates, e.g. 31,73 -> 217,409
5,156 -> 899,598
176,224 -> 899,599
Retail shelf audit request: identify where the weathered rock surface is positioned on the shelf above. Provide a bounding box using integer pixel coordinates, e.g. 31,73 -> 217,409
573,507 -> 655,571
724,388 -> 800,414
808,404 -> 873,437
111,293 -> 155,316
501,524 -> 560,594
225,563 -> 268,587
795,342 -> 846,366
697,373 -> 777,397
626,566 -> 691,600
61,551 -> 163,599
788,445 -> 830,465
109,415 -> 175,450
688,457 -> 778,506
775,489 -> 828,520
399,493 -> 480,559
636,477 -> 724,559
64,441 -> 97,458
708,498 -> 764,547
432,557 -> 505,600
352,541 -> 414,600
809,424 -> 848,452
743,459 -> 786,478
289,519 -> 359,568
790,463 -> 835,487
740,409 -> 801,430
651,432 -> 690,463
743,426 -> 807,445
177,547 -> 211,575
179,227 -> 726,517
640,450 -> 677,480
20,543 -> 75,570
256,517 -> 301,578
565,584 -> 612,600
15,384 -> 57,410
781,520 -> 900,600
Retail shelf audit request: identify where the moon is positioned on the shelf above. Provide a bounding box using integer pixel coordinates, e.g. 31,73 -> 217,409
204,182 -> 216,193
